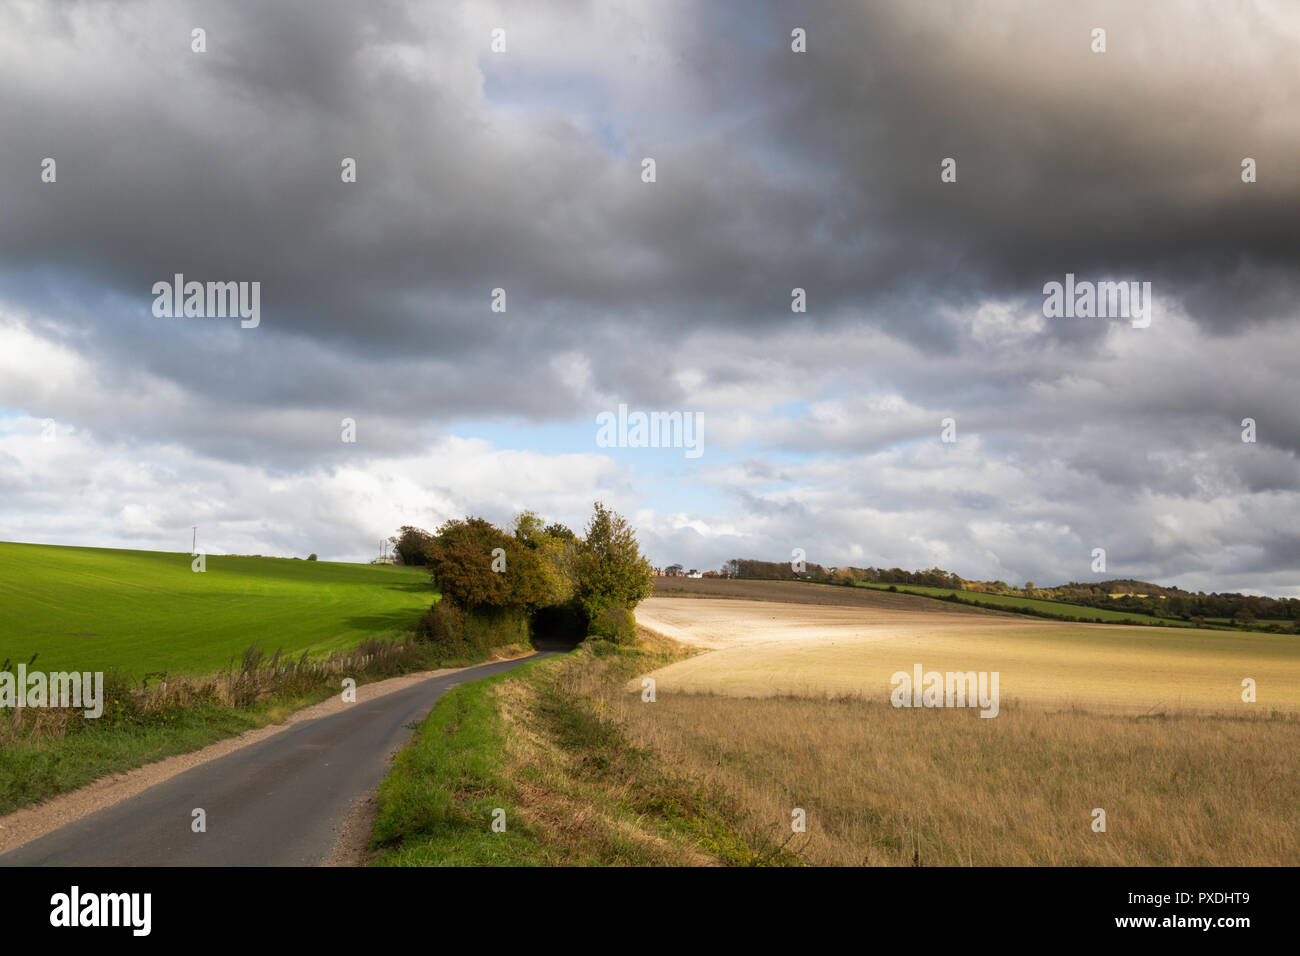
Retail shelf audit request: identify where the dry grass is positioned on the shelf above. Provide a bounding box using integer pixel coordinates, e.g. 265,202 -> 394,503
2,636 -> 427,745
619,593 -> 1300,863
607,688 -> 1300,866
486,630 -> 751,864
371,631 -> 794,866
493,671 -> 717,866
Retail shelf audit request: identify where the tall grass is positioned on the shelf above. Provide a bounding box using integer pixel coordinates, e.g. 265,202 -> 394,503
371,634 -> 797,866
2,637 -> 427,744
611,691 -> 1300,865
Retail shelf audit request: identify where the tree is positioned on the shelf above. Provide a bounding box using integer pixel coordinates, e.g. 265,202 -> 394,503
532,522 -> 581,607
392,525 -> 433,566
425,518 -> 511,609
511,510 -> 546,549
574,502 -> 653,617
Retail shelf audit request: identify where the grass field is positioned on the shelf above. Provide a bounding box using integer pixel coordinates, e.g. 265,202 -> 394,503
370,580 -> 1300,865
0,541 -> 434,676
855,581 -> 1198,625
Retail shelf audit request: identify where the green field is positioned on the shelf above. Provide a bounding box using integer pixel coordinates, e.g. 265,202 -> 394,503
856,581 -> 1202,625
0,541 -> 434,676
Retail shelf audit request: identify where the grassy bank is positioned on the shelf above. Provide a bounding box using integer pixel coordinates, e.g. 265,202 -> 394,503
370,631 -> 799,866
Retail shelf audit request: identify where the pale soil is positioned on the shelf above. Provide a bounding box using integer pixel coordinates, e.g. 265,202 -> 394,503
635,595 -> 1036,650
634,596 -> 1300,714
0,651 -> 533,859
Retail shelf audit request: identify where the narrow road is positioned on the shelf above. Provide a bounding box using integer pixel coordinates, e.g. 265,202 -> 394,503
0,653 -> 549,866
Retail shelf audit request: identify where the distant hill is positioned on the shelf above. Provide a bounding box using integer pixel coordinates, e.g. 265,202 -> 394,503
713,558 -> 1299,632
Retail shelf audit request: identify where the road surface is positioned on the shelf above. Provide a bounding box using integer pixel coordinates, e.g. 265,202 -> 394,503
0,653 -> 548,866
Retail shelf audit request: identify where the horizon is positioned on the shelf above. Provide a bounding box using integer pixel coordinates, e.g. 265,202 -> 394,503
3,536 -> 1294,602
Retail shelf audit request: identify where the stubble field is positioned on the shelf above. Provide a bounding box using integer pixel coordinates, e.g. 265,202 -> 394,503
616,578 -> 1300,864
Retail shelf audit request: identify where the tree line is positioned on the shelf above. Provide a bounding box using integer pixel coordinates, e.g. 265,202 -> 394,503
719,559 -> 962,589
719,557 -> 1297,628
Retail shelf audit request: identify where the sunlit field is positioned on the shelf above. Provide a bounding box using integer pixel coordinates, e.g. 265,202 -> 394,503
636,595 -> 1300,714
0,541 -> 432,676
615,583 -> 1300,864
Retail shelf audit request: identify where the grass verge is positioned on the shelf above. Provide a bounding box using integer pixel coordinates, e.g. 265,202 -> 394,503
370,630 -> 801,866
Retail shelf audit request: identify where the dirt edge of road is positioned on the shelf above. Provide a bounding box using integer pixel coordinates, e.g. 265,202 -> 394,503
324,792 -> 382,867
0,652 -> 531,859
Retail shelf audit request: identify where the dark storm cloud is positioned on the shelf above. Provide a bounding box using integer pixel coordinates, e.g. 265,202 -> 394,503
749,0 -> 1300,335
1,0 -> 1297,589
4,0 -> 1297,398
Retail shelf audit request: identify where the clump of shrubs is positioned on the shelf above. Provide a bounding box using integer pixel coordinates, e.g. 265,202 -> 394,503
407,501 -> 653,651
413,601 -> 531,660
585,601 -> 637,644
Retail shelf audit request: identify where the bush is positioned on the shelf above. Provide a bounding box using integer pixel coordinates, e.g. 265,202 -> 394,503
414,601 -> 529,659
415,600 -> 464,647
462,606 -> 529,649
586,602 -> 636,644
425,518 -> 525,610
307,553 -> 318,561
393,526 -> 434,566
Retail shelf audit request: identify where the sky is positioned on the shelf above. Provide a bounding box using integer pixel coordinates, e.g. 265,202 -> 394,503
1,0 -> 1298,595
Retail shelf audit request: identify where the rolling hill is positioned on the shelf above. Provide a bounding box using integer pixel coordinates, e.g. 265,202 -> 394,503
0,541 -> 434,676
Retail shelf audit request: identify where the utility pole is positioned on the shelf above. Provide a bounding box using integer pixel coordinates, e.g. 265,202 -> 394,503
192,526 -> 197,554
